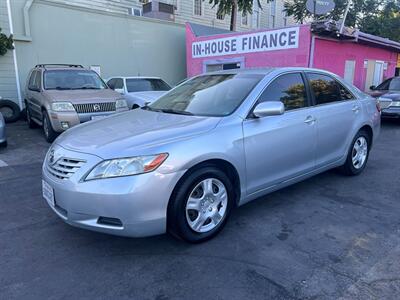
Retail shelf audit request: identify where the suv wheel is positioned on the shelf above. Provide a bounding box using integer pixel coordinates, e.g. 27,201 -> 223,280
43,112 -> 58,143
168,166 -> 234,243
26,103 -> 37,129
340,130 -> 371,176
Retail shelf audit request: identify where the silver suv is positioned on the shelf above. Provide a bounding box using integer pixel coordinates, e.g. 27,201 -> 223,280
24,64 -> 128,142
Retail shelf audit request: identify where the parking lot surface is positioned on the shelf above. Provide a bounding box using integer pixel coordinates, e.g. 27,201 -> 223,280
1,120 -> 400,300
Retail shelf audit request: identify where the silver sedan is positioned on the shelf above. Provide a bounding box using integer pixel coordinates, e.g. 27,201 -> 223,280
0,112 -> 6,147
42,68 -> 381,243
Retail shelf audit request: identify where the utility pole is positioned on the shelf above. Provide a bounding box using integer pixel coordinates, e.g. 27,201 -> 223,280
340,0 -> 352,34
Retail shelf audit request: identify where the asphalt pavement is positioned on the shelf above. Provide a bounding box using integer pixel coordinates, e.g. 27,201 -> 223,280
1,119 -> 400,300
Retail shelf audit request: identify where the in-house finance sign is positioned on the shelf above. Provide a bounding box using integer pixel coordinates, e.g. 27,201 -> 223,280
192,27 -> 300,59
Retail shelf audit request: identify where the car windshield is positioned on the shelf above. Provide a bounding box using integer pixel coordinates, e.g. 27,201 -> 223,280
126,78 -> 171,93
389,78 -> 400,91
44,70 -> 108,90
146,74 -> 263,117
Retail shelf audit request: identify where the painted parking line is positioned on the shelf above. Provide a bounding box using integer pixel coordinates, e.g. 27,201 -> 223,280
0,160 -> 9,167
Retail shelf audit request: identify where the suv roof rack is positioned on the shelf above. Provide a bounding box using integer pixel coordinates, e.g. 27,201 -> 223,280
35,64 -> 84,69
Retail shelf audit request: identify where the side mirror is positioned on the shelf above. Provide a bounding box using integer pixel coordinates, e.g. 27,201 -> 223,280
253,101 -> 285,118
377,97 -> 392,110
370,85 -> 376,91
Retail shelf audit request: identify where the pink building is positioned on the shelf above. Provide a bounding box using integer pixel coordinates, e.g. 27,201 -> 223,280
186,22 -> 400,91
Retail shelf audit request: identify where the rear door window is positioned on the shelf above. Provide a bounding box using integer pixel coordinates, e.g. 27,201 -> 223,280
307,73 -> 343,105
114,78 -> 124,89
258,73 -> 308,111
28,71 -> 37,90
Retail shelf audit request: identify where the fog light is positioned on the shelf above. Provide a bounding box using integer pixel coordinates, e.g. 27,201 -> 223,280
60,122 -> 69,130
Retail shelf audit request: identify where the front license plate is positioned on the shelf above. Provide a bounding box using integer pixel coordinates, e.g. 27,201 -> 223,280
91,115 -> 108,121
42,180 -> 55,207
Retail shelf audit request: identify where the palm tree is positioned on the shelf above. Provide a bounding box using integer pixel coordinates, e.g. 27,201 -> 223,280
207,0 -> 266,31
0,27 -> 14,56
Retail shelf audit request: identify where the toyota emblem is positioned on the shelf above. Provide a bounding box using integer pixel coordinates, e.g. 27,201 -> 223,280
93,104 -> 101,111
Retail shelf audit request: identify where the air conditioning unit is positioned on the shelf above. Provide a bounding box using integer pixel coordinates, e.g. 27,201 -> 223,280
142,1 -> 175,21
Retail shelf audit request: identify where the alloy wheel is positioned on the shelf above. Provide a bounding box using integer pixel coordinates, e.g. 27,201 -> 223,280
185,178 -> 228,233
352,137 -> 368,169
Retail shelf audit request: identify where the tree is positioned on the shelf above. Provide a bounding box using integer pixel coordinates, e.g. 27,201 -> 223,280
207,0 -> 266,31
0,27 -> 14,56
283,0 -> 400,42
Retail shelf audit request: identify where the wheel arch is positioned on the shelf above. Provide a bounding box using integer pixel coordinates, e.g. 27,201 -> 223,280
168,158 -> 242,209
359,124 -> 374,147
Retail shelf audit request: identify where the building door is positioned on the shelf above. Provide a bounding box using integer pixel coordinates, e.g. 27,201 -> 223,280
344,60 -> 356,84
372,61 -> 384,86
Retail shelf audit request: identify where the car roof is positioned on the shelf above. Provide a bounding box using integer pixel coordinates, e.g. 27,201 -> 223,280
205,67 -> 341,76
108,76 -> 163,80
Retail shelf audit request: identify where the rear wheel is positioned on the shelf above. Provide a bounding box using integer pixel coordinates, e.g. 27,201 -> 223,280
340,130 -> 370,176
43,112 -> 58,143
168,166 -> 234,243
26,102 -> 38,128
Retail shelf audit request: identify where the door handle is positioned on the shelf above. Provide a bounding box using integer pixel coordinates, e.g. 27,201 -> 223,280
352,105 -> 360,113
304,116 -> 316,125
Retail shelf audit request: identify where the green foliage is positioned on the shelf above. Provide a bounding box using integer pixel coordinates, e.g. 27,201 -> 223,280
0,27 -> 14,56
283,0 -> 400,42
207,0 -> 270,31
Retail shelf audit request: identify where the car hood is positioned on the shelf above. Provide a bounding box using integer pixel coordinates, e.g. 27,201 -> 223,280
125,91 -> 167,102
44,89 -> 121,103
56,109 -> 221,159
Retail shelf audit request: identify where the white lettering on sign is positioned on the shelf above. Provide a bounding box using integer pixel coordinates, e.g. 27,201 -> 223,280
192,27 -> 300,59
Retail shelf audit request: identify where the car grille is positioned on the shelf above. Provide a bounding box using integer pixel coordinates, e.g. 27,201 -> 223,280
73,102 -> 116,114
47,158 -> 86,180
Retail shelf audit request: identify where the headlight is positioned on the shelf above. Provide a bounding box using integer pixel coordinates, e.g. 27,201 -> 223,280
116,99 -> 128,109
85,153 -> 168,181
51,102 -> 75,112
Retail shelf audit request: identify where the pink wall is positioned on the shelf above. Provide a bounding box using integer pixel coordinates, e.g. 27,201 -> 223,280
186,24 -> 312,77
313,38 -> 398,90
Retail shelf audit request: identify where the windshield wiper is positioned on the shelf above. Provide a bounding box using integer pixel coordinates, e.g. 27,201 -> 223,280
71,87 -> 101,90
47,87 -> 72,90
159,108 -> 194,116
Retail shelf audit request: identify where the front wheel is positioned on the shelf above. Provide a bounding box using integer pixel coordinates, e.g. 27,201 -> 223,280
43,112 -> 58,143
168,166 -> 234,243
340,130 -> 371,176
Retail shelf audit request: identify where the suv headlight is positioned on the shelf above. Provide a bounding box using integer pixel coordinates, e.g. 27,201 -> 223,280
85,153 -> 168,181
116,99 -> 128,109
51,102 -> 75,112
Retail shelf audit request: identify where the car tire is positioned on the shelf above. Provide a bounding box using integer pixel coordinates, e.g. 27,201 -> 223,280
43,112 -> 58,143
167,166 -> 234,243
340,130 -> 371,176
132,104 -> 140,110
0,100 -> 21,123
0,140 -> 7,148
26,103 -> 38,129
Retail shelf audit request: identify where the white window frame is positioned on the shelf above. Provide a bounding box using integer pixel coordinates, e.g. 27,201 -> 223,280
193,0 -> 203,17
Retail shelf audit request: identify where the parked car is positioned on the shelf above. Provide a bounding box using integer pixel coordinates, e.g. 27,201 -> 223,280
369,76 -> 400,118
0,112 -> 7,147
42,68 -> 381,243
106,76 -> 171,109
25,64 -> 128,142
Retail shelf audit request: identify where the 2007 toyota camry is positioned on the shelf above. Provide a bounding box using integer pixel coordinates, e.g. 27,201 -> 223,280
42,68 -> 381,243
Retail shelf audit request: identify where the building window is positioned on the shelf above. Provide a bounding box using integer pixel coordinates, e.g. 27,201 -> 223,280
242,12 -> 248,26
253,10 -> 260,28
194,0 -> 202,16
270,0 -> 276,28
128,7 -> 142,16
217,11 -> 224,20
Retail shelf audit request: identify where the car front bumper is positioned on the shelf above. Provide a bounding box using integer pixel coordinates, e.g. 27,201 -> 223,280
382,107 -> 400,118
42,145 -> 185,237
49,108 -> 128,133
